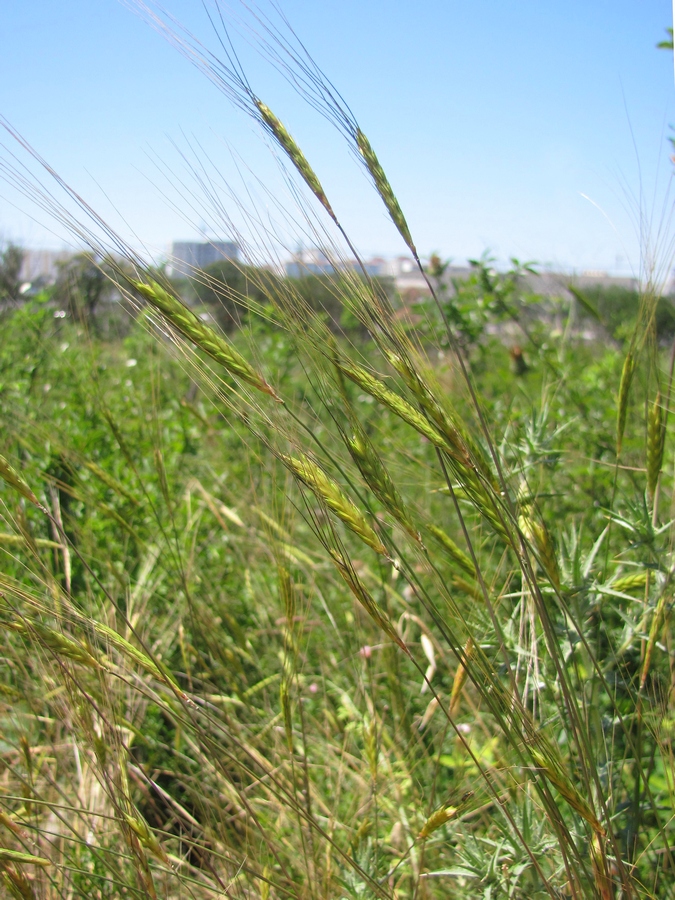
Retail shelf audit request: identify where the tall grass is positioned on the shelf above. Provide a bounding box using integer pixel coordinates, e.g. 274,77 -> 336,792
0,4 -> 674,898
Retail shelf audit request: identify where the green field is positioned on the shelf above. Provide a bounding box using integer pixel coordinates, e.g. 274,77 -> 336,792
1,254 -> 674,898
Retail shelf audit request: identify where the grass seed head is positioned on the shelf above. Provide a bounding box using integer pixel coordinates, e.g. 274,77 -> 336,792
384,350 -> 474,467
356,129 -> 415,254
93,622 -> 185,699
123,814 -> 170,865
640,587 -> 671,690
0,850 -> 51,867
0,454 -> 46,513
256,100 -> 337,222
612,571 -> 648,593
527,734 -> 605,836
427,525 -> 476,577
347,422 -> 420,543
647,391 -> 666,499
450,637 -> 475,715
518,486 -> 560,590
1,865 -> 37,900
279,679 -> 294,751
282,453 -> 388,556
329,549 -> 408,653
334,356 -> 448,449
134,280 -> 281,400
418,805 -> 458,839
33,624 -> 101,669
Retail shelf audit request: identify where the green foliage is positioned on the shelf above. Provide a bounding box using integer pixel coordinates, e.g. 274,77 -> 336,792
575,282 -> 675,341
416,253 -> 540,351
192,259 -> 280,332
0,243 -> 25,302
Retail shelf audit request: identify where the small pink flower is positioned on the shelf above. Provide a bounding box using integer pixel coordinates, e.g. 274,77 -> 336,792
359,645 -> 372,659
308,682 -> 319,694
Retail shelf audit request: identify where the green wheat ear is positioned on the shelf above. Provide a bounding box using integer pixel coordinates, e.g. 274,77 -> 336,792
346,419 -> 421,544
356,128 -> 416,255
255,100 -> 337,223
133,280 -> 281,401
427,525 -> 475,577
329,548 -> 408,653
647,391 -> 666,499
0,453 -> 47,512
282,452 -> 388,557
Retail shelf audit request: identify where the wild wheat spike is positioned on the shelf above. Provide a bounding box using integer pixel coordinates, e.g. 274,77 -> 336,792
283,453 -> 387,556
612,571 -> 648,593
334,357 -> 448,450
347,422 -> 421,543
418,805 -> 458,839
527,734 -> 605,836
0,453 -> 47,512
134,280 -> 281,400
32,623 -> 101,670
450,637 -> 474,715
356,129 -> 415,254
123,813 -> 170,865
640,587 -> 671,690
0,849 -> 51,866
518,486 -> 560,590
427,525 -> 476,577
616,351 -> 635,454
385,349 -> 496,483
329,549 -> 408,653
256,100 -> 337,222
647,391 -> 665,499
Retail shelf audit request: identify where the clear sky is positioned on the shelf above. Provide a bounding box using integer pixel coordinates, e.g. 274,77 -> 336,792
0,0 -> 673,274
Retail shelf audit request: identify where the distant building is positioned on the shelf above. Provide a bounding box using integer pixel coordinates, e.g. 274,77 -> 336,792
20,249 -> 73,285
285,249 -> 333,278
170,240 -> 240,276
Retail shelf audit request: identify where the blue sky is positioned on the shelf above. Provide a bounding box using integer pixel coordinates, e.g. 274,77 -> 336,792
0,0 -> 673,273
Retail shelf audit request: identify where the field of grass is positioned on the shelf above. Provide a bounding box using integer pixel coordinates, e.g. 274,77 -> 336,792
1,6 -> 675,899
